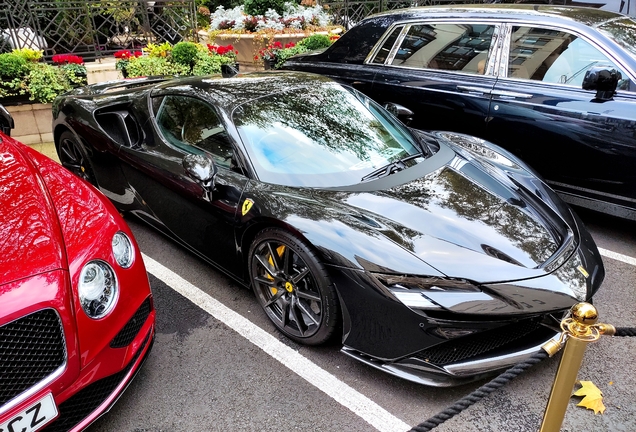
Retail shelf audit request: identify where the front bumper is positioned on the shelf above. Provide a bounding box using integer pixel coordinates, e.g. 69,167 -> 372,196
342,328 -> 559,387
42,326 -> 155,432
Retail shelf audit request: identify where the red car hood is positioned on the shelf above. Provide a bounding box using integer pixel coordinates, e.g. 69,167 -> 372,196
0,137 -> 65,286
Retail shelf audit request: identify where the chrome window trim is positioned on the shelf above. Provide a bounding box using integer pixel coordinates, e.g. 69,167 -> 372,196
499,21 -> 636,91
386,25 -> 410,65
364,23 -> 407,64
0,308 -> 68,416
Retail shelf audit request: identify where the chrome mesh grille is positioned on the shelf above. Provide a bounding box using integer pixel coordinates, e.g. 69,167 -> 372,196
0,309 -> 66,406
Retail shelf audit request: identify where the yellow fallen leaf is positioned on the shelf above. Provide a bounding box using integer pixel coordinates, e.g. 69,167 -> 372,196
572,381 -> 606,414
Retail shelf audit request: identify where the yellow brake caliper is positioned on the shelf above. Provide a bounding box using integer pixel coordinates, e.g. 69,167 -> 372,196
267,245 -> 286,295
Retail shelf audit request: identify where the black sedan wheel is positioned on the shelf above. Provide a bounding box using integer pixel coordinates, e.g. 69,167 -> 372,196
57,131 -> 97,185
249,228 -> 339,345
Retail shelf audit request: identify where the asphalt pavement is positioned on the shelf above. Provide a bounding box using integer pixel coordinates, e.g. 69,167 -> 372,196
85,209 -> 636,432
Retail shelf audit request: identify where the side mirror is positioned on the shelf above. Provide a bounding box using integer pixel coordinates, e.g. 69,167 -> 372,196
384,102 -> 414,125
183,153 -> 217,188
0,104 -> 14,136
582,67 -> 621,102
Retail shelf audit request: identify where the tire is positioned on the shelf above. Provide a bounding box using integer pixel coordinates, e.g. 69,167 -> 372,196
57,130 -> 97,185
249,228 -> 339,345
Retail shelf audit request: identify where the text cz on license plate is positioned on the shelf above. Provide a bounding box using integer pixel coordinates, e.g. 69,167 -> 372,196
1,393 -> 58,432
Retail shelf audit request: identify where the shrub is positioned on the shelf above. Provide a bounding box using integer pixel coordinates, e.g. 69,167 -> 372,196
144,42 -> 173,58
243,0 -> 287,16
60,63 -> 87,86
25,63 -> 72,103
171,41 -> 199,69
12,48 -> 43,63
298,33 -> 331,50
192,50 -> 234,75
274,43 -> 308,68
125,56 -> 190,78
0,53 -> 28,79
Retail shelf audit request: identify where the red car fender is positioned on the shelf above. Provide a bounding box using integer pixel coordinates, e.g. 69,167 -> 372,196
18,143 -> 153,370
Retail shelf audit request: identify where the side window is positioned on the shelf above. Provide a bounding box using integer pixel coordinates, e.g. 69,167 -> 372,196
390,23 -> 495,74
508,26 -> 633,89
154,95 -> 234,168
371,26 -> 403,64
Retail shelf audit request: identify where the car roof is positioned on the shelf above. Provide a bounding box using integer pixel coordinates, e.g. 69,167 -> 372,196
151,71 -> 335,110
368,5 -> 627,28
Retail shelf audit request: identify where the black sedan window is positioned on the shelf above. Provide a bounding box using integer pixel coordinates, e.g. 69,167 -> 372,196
390,24 -> 495,74
233,84 -> 424,187
508,26 -> 633,89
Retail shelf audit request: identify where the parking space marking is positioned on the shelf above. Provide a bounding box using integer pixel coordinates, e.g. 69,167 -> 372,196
142,253 -> 411,432
599,248 -> 636,267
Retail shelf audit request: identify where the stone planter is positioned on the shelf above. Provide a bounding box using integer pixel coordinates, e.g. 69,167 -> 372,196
202,31 -> 325,70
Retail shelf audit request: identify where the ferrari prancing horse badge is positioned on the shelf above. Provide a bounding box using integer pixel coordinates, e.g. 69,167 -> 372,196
242,198 -> 254,216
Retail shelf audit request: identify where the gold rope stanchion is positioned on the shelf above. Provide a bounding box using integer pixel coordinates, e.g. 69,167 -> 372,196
539,303 -> 616,432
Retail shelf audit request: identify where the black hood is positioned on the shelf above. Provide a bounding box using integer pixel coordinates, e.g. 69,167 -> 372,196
317,136 -> 575,284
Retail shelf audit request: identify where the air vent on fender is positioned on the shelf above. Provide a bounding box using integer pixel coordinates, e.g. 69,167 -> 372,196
95,109 -> 141,148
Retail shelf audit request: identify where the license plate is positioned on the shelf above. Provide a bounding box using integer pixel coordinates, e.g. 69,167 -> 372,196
0,393 -> 58,432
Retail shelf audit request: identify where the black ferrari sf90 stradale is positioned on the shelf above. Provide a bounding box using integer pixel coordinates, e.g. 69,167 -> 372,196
52,72 -> 603,386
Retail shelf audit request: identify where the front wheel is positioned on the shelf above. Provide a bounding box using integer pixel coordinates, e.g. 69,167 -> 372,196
249,228 -> 339,345
57,130 -> 97,185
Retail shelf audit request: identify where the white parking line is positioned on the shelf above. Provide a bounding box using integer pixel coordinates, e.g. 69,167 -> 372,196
142,253 -> 411,432
599,248 -> 636,267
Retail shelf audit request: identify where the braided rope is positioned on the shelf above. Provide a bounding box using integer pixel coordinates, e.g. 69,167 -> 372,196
615,327 -> 636,337
409,350 -> 549,432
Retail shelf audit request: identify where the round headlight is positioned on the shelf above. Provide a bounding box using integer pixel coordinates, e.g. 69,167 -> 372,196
112,232 -> 134,268
78,260 -> 118,319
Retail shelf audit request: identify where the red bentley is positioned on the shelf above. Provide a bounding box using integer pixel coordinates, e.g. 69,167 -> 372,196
0,108 -> 155,432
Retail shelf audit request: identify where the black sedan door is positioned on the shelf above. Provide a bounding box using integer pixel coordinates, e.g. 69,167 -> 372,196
369,22 -> 499,136
486,24 -> 636,214
118,94 -> 248,276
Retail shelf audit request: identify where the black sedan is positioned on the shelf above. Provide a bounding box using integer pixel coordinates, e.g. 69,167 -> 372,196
282,5 -> 636,220
52,72 -> 603,386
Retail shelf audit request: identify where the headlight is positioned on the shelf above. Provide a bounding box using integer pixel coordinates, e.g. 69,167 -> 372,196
374,274 -> 483,311
112,232 -> 134,268
78,260 -> 118,319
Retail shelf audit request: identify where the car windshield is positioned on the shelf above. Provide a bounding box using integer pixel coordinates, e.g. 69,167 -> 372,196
233,83 -> 424,187
598,17 -> 636,60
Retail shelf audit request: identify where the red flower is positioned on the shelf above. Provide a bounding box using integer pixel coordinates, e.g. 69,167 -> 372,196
284,42 -> 296,49
114,50 -> 141,59
208,44 -> 237,57
114,50 -> 131,59
329,35 -> 340,41
52,54 -> 84,64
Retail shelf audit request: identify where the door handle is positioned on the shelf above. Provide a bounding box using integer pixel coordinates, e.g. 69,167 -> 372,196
456,85 -> 493,95
490,90 -> 533,99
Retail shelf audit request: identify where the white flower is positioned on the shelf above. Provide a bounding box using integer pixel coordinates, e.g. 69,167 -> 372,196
209,1 -> 331,31
210,5 -> 246,30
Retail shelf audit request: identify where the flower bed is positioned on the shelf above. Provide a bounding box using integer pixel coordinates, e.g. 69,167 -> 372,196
203,2 -> 342,68
0,49 -> 87,104
115,41 -> 238,78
